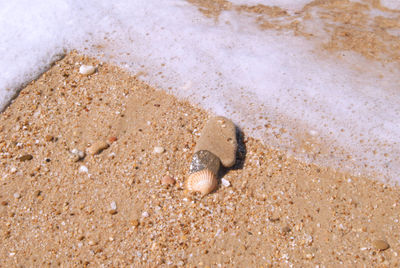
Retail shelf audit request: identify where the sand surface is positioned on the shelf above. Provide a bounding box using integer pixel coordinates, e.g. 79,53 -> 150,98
1,52 -> 400,267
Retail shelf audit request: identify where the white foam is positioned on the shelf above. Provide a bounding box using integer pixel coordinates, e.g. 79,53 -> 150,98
381,0 -> 400,10
0,0 -> 84,110
1,0 -> 400,183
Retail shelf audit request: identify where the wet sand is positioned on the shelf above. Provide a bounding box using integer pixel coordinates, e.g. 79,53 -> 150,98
1,52 -> 400,267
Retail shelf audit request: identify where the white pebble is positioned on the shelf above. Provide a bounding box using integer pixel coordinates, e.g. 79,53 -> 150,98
153,146 -> 165,154
309,129 -> 319,136
13,193 -> 21,199
142,211 -> 149,218
71,148 -> 85,159
110,201 -> 117,210
79,65 -> 96,75
215,229 -> 222,237
221,178 -> 231,187
79,165 -> 88,173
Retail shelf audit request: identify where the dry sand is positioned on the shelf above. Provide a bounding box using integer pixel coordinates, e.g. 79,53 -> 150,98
1,52 -> 400,267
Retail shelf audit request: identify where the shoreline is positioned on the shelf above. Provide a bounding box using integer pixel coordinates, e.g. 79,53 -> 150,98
2,0 -> 400,183
1,52 -> 399,266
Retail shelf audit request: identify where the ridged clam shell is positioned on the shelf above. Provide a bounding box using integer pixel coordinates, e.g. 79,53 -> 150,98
186,169 -> 217,196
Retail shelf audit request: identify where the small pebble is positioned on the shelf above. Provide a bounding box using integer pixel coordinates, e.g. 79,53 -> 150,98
131,219 -> 139,227
109,202 -> 118,214
34,190 -> 42,197
19,154 -> 33,161
13,193 -> 21,199
108,136 -> 118,143
309,130 -> 319,136
161,175 -> 176,186
45,135 -> 54,142
142,211 -> 149,218
79,65 -> 96,75
373,239 -> 390,251
87,141 -> 109,155
282,226 -> 291,233
109,209 -> 118,215
79,165 -> 88,173
153,146 -> 165,154
70,148 -> 85,162
221,178 -> 231,187
71,148 -> 85,157
305,253 -> 314,260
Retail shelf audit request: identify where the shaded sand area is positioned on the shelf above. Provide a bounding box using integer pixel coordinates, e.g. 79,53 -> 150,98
1,52 -> 400,266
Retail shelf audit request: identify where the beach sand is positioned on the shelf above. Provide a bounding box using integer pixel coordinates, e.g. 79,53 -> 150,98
1,52 -> 400,267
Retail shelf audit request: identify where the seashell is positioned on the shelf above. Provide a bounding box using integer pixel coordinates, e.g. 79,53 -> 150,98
186,169 -> 217,196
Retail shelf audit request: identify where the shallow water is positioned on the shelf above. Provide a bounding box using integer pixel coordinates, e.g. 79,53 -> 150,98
1,0 -> 399,183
